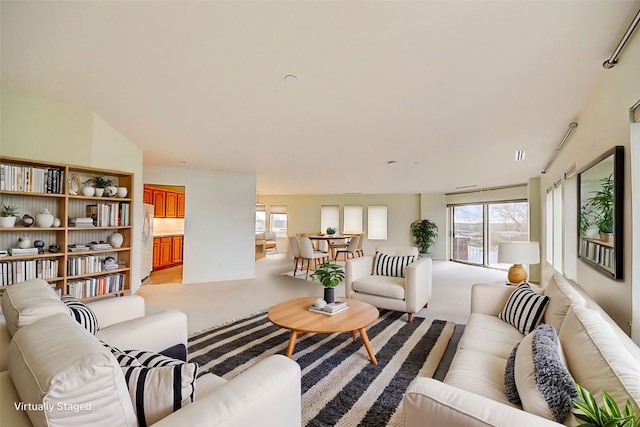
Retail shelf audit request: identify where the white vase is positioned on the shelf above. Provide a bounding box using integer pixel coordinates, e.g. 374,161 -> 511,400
0,216 -> 17,228
106,186 -> 118,197
18,236 -> 31,249
53,218 -> 61,227
108,232 -> 124,248
35,208 -> 54,228
95,188 -> 105,197
117,187 -> 128,198
81,186 -> 95,197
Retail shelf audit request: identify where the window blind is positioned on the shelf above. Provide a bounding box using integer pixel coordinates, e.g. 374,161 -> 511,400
343,206 -> 363,234
368,206 -> 388,240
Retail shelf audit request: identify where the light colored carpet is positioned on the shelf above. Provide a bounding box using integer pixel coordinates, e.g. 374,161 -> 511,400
137,254 -> 507,334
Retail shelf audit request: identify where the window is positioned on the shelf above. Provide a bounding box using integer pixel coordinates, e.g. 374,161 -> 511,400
553,183 -> 563,273
255,206 -> 266,234
546,190 -> 553,264
321,205 -> 339,233
488,202 -> 529,268
368,206 -> 387,240
343,206 -> 363,234
452,205 -> 484,264
270,205 -> 287,238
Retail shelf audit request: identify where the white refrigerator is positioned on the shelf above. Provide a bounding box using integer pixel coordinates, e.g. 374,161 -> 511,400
141,203 -> 154,280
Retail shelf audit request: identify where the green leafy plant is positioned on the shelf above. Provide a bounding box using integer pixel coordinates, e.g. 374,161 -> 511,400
310,262 -> 345,288
0,203 -> 19,217
86,175 -> 114,189
410,219 -> 438,254
326,227 -> 336,235
573,384 -> 640,427
585,174 -> 614,234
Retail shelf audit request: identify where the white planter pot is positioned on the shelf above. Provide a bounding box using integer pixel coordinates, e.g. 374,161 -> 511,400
117,187 -> 128,198
106,186 -> 118,197
0,216 -> 17,228
35,208 -> 54,228
81,186 -> 96,197
108,232 -> 124,248
95,188 -> 105,197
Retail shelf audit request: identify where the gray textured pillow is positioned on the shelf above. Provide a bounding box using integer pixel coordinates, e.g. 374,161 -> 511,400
514,324 -> 578,423
504,343 -> 521,404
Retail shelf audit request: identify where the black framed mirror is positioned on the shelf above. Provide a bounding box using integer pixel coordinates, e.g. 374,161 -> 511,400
577,146 -> 624,279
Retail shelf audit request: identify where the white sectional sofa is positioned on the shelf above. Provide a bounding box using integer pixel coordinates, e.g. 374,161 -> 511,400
0,279 -> 301,427
404,273 -> 640,426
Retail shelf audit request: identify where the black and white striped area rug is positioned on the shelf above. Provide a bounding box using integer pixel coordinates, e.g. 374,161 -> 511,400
188,309 -> 455,427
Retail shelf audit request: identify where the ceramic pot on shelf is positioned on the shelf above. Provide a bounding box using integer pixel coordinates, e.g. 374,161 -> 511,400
117,187 -> 128,198
95,188 -> 105,197
81,186 -> 96,197
106,186 -> 118,197
0,217 -> 17,228
108,232 -> 124,248
35,208 -> 54,228
18,236 -> 31,249
53,218 -> 61,227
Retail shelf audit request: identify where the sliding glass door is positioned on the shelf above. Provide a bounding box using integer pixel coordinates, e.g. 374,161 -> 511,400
452,201 -> 528,268
452,205 -> 484,264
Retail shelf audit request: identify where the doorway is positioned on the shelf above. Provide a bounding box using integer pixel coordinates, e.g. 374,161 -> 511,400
142,184 -> 185,285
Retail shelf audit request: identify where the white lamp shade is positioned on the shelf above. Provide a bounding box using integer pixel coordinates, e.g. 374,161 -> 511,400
497,241 -> 540,265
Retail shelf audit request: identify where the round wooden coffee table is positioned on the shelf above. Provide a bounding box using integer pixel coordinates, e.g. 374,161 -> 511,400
268,297 -> 380,365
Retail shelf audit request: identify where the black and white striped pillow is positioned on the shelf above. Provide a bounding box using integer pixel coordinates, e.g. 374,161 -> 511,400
60,295 -> 99,334
122,361 -> 198,427
373,252 -> 416,277
499,283 -> 550,334
101,341 -> 141,367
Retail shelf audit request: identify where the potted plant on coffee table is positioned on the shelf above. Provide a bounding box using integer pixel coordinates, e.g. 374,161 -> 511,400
311,262 -> 345,304
0,203 -> 19,228
411,219 -> 438,257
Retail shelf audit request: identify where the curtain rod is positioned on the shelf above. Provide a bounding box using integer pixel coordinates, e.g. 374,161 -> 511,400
603,9 -> 640,69
541,122 -> 578,174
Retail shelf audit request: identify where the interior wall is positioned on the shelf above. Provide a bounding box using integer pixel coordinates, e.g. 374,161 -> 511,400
419,192 -> 446,259
258,194 -> 428,257
539,31 -> 640,336
1,91 -> 144,293
143,165 -> 256,284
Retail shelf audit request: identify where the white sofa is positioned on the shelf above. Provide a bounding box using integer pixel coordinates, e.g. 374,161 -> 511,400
345,247 -> 431,323
0,279 -> 301,427
404,273 -> 640,426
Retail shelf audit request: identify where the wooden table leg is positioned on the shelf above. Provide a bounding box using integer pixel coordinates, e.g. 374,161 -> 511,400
358,328 -> 378,365
286,330 -> 298,357
351,330 -> 358,341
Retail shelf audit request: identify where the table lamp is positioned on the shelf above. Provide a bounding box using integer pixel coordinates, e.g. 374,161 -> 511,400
497,241 -> 540,284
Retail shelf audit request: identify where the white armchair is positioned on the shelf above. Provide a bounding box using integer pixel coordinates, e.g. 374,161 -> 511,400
345,247 -> 432,322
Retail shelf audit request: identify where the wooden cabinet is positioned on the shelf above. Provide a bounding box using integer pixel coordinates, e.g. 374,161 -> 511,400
152,235 -> 183,270
145,185 -> 184,219
0,156 -> 133,301
172,236 -> 183,263
143,187 -> 152,204
165,192 -> 178,218
152,190 -> 166,217
177,193 -> 186,218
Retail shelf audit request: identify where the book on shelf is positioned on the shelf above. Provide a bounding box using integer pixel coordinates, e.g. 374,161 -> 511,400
8,248 -> 40,256
308,301 -> 348,316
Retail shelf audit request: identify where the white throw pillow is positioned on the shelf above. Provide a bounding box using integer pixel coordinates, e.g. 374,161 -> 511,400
514,324 -> 577,423
499,283 -> 549,334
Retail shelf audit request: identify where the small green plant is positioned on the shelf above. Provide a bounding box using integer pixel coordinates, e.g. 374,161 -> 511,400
311,262 -> 345,288
326,227 -> 336,235
86,175 -> 114,189
0,203 -> 19,217
410,219 -> 438,254
573,384 -> 640,427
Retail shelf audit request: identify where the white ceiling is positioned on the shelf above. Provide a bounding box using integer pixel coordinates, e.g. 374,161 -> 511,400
2,1 -> 638,195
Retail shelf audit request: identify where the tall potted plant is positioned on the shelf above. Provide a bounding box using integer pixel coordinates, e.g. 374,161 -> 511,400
311,262 -> 345,304
411,219 -> 438,256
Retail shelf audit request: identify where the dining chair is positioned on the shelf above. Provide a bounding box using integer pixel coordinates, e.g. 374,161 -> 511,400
334,235 -> 360,261
328,237 -> 347,260
298,237 -> 329,279
288,236 -> 302,275
356,233 -> 365,257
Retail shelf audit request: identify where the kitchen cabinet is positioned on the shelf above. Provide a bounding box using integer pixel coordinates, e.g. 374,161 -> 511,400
165,192 -> 178,218
152,235 -> 184,270
152,190 -> 166,217
145,185 -> 185,219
